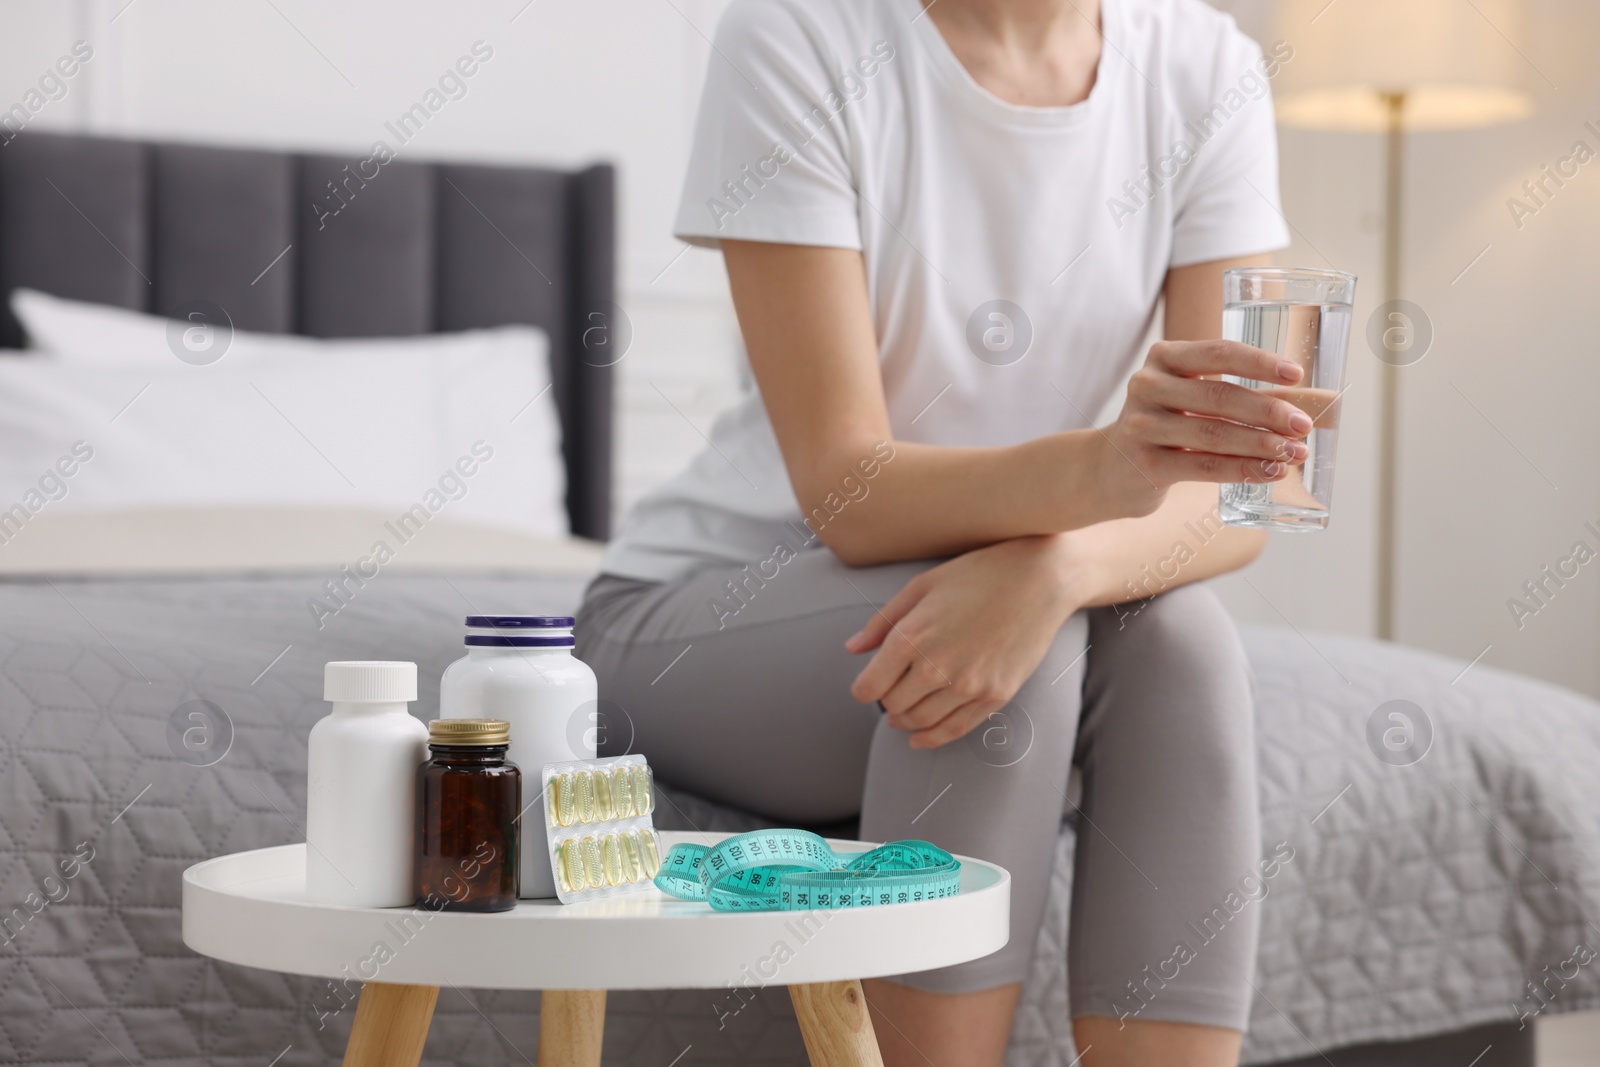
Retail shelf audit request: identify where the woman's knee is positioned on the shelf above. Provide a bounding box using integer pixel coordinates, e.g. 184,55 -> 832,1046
1082,584 -> 1256,785
1094,583 -> 1250,685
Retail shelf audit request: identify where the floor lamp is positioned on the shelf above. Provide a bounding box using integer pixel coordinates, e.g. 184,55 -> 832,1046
1269,0 -> 1535,641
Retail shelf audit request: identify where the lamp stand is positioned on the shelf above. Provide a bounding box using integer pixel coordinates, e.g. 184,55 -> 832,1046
1375,91 -> 1406,642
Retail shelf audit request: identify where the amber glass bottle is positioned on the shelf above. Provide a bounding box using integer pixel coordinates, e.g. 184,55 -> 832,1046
414,719 -> 520,912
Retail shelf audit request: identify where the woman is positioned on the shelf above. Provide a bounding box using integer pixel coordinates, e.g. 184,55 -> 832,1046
576,0 -> 1303,1062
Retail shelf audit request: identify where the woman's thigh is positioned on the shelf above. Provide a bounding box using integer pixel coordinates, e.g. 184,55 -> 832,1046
579,548 -> 1096,994
575,550 -> 936,823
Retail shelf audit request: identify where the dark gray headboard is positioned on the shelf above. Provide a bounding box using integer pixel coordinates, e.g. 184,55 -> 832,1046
0,132 -> 615,540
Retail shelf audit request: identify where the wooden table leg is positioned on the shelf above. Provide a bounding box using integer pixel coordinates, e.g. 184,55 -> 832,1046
790,980 -> 884,1066
539,989 -> 606,1067
342,982 -> 439,1067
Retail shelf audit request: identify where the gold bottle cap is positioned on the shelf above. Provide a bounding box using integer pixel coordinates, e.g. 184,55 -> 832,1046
428,718 -> 511,746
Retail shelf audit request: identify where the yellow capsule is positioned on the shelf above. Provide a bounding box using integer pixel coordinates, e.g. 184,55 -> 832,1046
611,765 -> 634,818
602,833 -> 625,886
555,773 -> 576,827
560,839 -> 585,892
545,776 -> 562,829
619,831 -> 642,882
575,771 -> 596,823
581,835 -> 605,888
632,764 -> 653,816
593,769 -> 615,821
637,829 -> 661,878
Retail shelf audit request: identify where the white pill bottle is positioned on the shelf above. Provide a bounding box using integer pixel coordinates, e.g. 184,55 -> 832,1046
440,616 -> 597,898
305,661 -> 429,907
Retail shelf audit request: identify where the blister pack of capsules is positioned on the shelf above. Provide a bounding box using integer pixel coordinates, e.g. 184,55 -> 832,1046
543,754 -> 663,903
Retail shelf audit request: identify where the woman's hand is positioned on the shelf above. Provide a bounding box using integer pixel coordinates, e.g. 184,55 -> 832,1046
1099,339 -> 1314,518
846,535 -> 1088,749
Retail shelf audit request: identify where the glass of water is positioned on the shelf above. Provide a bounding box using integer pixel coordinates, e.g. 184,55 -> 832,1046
1219,267 -> 1357,532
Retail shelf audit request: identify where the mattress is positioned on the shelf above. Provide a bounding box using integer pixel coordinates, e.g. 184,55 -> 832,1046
0,557 -> 1594,1065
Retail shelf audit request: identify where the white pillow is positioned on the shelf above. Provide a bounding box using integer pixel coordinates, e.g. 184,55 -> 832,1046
10,286 -> 529,367
0,330 -> 568,537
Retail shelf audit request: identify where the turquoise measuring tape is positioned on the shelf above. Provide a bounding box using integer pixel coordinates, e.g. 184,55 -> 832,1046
653,829 -> 961,911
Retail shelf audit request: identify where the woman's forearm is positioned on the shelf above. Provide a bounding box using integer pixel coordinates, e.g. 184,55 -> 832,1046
724,241 -> 1294,567
723,241 -> 1140,563
1058,481 -> 1268,608
805,430 -> 1130,566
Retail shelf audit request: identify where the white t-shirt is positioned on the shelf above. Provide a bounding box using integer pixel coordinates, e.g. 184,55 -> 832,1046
601,0 -> 1291,582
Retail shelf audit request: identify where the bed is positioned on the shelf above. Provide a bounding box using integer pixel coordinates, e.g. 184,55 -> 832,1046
1,131 -> 1595,1067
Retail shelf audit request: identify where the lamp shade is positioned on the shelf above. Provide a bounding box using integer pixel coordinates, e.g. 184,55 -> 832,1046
1271,0 -> 1536,130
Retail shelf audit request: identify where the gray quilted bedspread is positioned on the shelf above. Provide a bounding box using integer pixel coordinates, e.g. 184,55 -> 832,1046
0,573 -> 1596,1067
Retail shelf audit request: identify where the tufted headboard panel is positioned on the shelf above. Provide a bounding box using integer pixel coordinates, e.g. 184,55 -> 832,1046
0,131 -> 616,539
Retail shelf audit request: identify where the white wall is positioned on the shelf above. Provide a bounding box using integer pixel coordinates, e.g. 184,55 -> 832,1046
2,0 -> 1596,696
1215,0 -> 1600,697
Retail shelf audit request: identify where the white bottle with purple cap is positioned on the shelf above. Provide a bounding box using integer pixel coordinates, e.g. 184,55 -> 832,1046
440,616 -> 597,898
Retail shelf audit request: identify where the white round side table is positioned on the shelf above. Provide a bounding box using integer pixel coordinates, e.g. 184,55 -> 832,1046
182,831 -> 1010,1067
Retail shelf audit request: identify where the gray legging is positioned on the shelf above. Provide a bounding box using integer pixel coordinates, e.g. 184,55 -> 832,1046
575,547 -> 1261,1029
